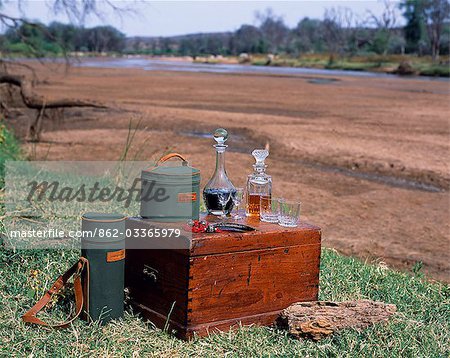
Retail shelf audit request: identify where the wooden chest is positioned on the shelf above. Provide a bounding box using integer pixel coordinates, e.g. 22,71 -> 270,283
125,216 -> 321,339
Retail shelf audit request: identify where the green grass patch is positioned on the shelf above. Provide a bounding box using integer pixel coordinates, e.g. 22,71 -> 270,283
0,121 -> 22,188
251,59 -> 268,66
418,64 -> 450,77
0,247 -> 448,357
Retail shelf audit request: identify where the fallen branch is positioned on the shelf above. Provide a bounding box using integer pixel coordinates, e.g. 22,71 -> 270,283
278,300 -> 397,341
0,60 -> 39,84
0,73 -> 107,110
0,73 -> 108,141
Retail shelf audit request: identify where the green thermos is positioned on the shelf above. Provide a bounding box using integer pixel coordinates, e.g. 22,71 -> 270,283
140,153 -> 201,222
81,212 -> 126,324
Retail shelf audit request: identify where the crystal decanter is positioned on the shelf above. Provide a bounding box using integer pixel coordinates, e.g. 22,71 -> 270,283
245,149 -> 272,217
203,128 -> 236,216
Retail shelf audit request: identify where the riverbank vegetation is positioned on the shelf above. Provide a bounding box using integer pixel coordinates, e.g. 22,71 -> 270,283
128,3 -> 449,62
0,120 -> 22,187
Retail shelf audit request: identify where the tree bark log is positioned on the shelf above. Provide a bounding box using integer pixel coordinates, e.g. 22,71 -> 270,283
278,300 -> 397,341
0,73 -> 107,110
0,73 -> 108,141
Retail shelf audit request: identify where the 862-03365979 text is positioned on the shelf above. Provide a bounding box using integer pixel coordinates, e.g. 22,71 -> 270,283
8,227 -> 182,239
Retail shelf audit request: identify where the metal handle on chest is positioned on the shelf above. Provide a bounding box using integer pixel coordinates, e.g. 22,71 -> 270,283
142,265 -> 158,282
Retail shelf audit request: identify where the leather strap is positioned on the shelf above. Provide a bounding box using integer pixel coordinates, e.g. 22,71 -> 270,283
145,152 -> 189,171
22,257 -> 89,328
157,153 -> 188,165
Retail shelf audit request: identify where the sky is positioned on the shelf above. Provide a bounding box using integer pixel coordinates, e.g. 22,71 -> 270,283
1,1 -> 400,37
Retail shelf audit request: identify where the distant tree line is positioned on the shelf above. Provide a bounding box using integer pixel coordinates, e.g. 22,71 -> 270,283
127,1 -> 450,61
0,21 -> 126,55
0,0 -> 448,61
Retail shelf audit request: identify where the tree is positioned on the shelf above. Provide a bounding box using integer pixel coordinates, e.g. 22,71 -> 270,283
400,0 -> 450,59
367,0 -> 399,55
423,0 -> 450,60
322,7 -> 355,63
84,26 -> 125,52
290,18 -> 325,54
232,25 -> 265,54
4,21 -> 55,56
256,8 -> 289,54
400,0 -> 427,53
0,0 -> 130,141
48,22 -> 78,51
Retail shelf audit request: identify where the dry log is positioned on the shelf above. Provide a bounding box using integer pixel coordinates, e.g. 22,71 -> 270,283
0,73 -> 107,110
278,300 -> 397,341
0,73 -> 108,141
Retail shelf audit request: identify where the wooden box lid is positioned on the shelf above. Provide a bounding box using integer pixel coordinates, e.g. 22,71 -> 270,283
126,215 -> 321,257
191,215 -> 321,256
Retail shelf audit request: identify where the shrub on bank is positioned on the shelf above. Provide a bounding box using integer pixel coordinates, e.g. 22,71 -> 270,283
0,121 -> 22,187
418,64 -> 450,77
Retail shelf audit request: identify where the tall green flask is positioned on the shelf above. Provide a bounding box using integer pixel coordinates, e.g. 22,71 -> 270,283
81,212 -> 126,324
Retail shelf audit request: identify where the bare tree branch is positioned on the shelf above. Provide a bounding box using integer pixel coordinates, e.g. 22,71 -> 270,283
0,73 -> 109,141
423,0 -> 450,61
366,0 -> 399,55
367,0 -> 398,29
0,74 -> 107,110
322,7 -> 355,62
0,0 -> 137,143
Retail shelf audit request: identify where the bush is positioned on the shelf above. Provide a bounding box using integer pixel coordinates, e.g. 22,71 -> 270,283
0,121 -> 22,187
41,42 -> 63,54
419,65 -> 450,77
5,42 -> 33,54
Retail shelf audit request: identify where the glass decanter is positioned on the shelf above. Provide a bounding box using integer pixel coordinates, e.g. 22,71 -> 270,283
245,149 -> 272,217
203,128 -> 236,216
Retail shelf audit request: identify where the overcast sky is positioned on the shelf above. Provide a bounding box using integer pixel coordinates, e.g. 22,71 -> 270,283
1,1 -> 401,37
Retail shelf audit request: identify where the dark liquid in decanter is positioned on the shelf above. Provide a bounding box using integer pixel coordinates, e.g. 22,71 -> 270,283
203,188 -> 236,214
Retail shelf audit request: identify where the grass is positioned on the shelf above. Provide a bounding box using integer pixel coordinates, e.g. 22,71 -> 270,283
0,247 -> 448,357
0,120 -> 22,187
417,64 -> 450,77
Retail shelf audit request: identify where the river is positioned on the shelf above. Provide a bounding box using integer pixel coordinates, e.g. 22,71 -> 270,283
76,57 -> 447,82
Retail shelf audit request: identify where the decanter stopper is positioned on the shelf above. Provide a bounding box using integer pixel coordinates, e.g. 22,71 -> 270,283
213,128 -> 228,147
252,149 -> 269,169
203,128 -> 235,216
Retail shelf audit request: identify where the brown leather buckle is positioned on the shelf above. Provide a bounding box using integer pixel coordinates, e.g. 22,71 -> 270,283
48,277 -> 63,295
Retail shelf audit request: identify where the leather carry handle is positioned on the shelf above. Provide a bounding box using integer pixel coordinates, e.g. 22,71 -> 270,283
22,257 -> 89,329
157,153 -> 188,166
